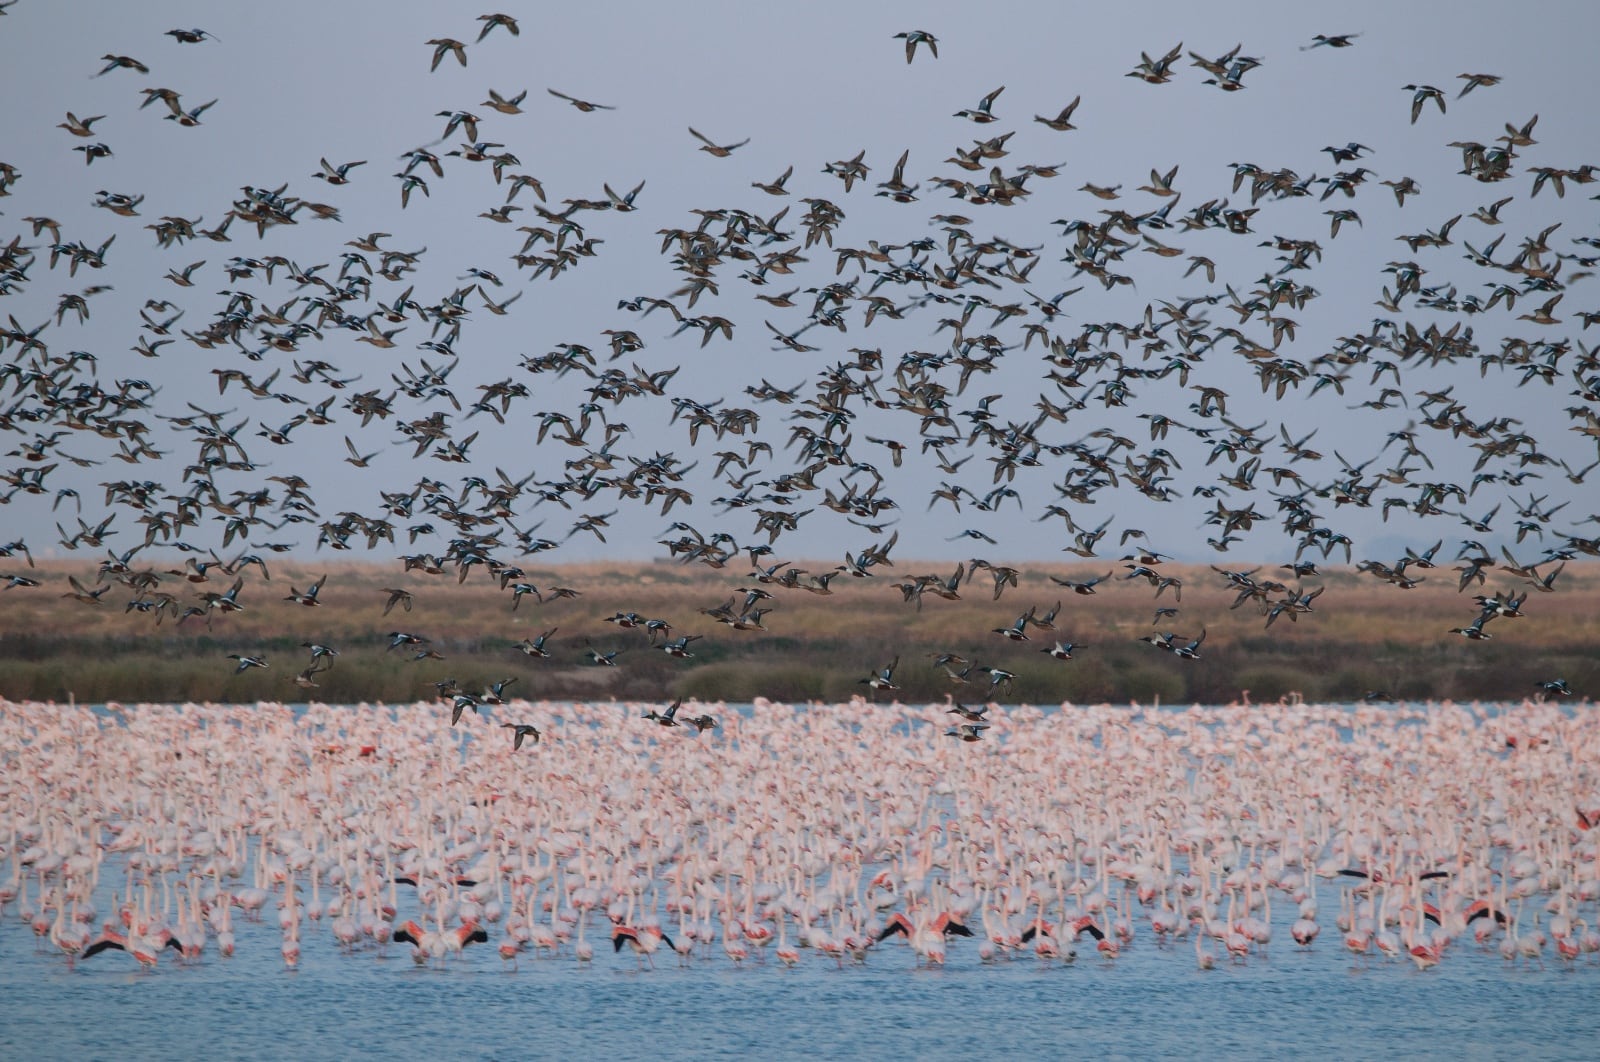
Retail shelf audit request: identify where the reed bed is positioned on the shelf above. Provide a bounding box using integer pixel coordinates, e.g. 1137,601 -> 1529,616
0,559 -> 1594,705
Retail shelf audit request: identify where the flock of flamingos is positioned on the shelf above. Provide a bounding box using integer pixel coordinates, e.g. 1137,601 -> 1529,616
3,694 -> 1597,977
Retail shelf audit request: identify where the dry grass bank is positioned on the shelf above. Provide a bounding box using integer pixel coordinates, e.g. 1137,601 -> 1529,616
1,558 -> 1595,704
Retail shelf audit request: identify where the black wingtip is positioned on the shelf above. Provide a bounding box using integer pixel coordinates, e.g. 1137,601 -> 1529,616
1464,904 -> 1508,926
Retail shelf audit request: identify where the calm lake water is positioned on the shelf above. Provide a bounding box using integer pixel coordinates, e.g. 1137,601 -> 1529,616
3,917 -> 1596,1061
3,699 -> 1596,1061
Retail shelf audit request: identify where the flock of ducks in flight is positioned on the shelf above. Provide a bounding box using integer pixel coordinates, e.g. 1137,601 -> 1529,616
0,12 -> 1595,723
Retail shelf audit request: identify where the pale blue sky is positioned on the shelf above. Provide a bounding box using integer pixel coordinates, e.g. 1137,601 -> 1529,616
0,1 -> 1596,567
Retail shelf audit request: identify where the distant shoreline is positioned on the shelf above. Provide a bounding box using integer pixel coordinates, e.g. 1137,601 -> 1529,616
2,559 -> 1594,706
